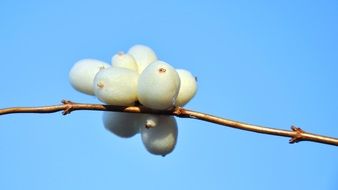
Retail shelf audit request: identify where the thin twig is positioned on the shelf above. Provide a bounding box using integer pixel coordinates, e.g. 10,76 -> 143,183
0,100 -> 337,146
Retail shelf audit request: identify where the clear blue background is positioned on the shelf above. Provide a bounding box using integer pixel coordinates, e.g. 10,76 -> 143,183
1,0 -> 337,189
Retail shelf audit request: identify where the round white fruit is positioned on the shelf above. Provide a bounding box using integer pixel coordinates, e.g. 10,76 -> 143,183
175,69 -> 198,106
103,112 -> 144,138
140,115 -> 178,156
128,44 -> 157,73
93,67 -> 138,106
111,52 -> 138,72
137,61 -> 180,110
69,59 -> 110,95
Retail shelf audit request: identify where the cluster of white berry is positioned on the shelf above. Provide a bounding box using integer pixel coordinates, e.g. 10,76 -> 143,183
69,44 -> 197,156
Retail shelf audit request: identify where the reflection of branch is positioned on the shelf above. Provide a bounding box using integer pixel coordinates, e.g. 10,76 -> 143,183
1,100 -> 337,146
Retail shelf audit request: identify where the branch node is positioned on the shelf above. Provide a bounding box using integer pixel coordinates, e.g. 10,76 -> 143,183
173,107 -> 184,116
61,100 -> 74,115
289,125 -> 304,144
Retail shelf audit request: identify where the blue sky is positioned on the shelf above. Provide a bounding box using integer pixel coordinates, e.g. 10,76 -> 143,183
1,0 -> 338,189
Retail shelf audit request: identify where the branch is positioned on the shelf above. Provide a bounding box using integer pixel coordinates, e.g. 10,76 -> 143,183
1,100 -> 337,146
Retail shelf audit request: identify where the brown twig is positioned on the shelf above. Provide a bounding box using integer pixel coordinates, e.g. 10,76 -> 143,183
1,100 -> 337,146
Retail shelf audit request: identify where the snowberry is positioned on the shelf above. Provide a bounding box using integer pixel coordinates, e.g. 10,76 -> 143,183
128,44 -> 157,73
137,61 -> 180,110
140,115 -> 178,156
111,52 -> 138,72
103,112 -> 144,138
175,69 -> 198,106
69,59 -> 110,95
93,67 -> 138,106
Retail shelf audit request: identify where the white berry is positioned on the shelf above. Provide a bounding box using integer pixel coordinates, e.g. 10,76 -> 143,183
111,52 -> 138,72
93,67 -> 138,106
103,112 -> 144,138
137,61 -> 180,110
140,115 -> 178,156
128,44 -> 157,73
175,69 -> 198,106
69,59 -> 110,95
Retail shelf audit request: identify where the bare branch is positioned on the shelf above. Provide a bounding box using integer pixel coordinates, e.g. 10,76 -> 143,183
1,100 -> 337,146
